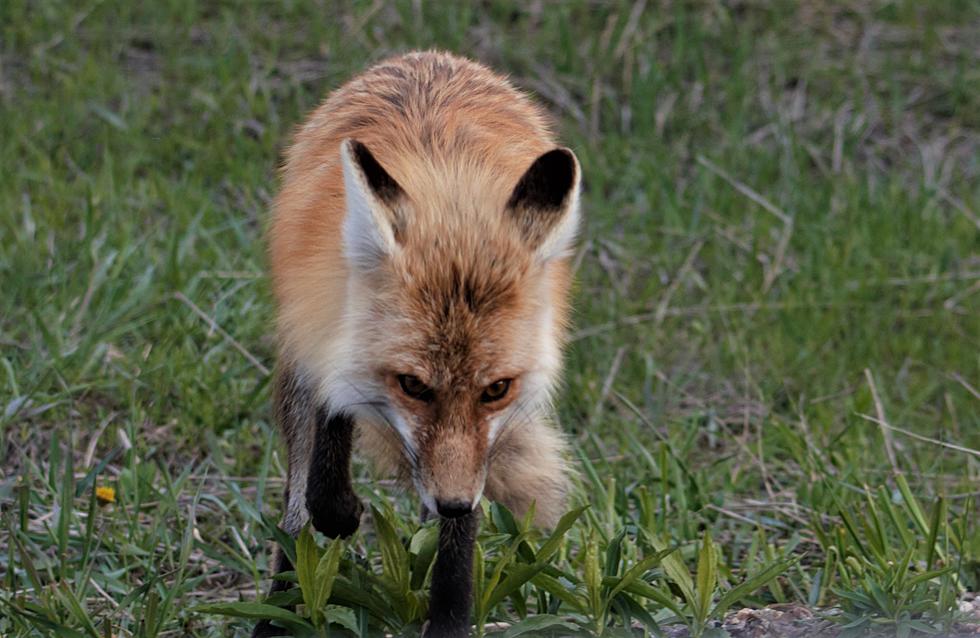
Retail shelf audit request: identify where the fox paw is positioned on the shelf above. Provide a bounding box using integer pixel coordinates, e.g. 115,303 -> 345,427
308,492 -> 363,538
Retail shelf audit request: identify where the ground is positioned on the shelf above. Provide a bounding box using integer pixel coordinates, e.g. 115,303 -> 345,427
0,1 -> 978,637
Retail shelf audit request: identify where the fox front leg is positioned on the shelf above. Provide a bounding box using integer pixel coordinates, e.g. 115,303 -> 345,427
305,407 -> 364,538
253,375 -> 362,638
424,510 -> 479,637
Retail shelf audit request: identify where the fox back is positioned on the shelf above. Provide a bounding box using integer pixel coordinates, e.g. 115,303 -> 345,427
269,51 -> 580,526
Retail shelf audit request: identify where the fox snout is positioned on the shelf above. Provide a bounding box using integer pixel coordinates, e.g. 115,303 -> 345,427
417,429 -> 487,519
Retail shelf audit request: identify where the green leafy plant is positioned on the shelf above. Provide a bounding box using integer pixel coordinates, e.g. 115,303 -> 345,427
820,478 -> 961,637
646,530 -> 797,638
472,504 -> 587,636
196,505 -> 438,636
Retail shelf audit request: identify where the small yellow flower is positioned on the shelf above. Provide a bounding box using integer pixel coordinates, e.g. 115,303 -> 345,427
96,486 -> 116,504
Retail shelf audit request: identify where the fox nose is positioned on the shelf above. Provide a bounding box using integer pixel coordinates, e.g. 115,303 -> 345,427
435,499 -> 473,518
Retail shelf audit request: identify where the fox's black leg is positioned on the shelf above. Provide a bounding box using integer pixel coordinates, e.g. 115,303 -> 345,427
425,510 -> 479,637
255,367 -> 361,637
306,407 -> 363,538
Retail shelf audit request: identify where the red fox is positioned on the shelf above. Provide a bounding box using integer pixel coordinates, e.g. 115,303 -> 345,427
254,51 -> 581,638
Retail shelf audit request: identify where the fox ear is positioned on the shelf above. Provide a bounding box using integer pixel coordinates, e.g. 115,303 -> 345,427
506,148 -> 581,261
340,139 -> 406,269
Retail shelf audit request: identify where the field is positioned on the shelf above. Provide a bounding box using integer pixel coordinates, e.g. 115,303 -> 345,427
1,1 -> 978,636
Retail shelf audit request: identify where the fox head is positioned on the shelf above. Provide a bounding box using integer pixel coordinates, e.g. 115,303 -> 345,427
324,139 -> 580,518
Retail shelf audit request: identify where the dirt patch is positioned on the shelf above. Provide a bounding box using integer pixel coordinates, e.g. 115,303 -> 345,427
656,600 -> 980,637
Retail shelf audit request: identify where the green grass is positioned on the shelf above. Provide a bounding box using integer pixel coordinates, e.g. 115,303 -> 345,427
1,1 -> 978,636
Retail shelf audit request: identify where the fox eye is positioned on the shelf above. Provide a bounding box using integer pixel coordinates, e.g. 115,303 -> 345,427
480,379 -> 512,403
398,374 -> 434,402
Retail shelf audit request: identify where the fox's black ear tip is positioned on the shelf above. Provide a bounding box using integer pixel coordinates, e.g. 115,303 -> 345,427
342,138 -> 373,163
508,147 -> 579,212
348,139 -> 372,162
541,147 -> 577,189
546,147 -> 576,163
344,139 -> 403,204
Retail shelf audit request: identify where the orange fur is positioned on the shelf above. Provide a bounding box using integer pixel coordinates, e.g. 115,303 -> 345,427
270,51 -> 579,527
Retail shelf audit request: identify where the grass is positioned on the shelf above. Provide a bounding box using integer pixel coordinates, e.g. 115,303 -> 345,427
1,1 -> 978,636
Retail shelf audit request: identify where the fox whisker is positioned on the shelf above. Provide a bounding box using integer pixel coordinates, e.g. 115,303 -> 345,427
339,380 -> 420,469
488,397 -> 535,462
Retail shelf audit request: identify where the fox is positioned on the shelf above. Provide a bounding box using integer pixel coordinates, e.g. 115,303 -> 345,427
253,51 -> 582,638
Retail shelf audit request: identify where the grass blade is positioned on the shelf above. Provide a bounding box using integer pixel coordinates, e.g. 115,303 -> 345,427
295,526 -> 322,625
695,530 -> 717,626
193,602 -> 315,635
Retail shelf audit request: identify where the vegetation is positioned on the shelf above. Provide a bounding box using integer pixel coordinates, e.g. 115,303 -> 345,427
1,1 -> 977,636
